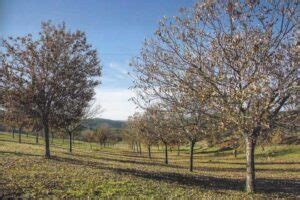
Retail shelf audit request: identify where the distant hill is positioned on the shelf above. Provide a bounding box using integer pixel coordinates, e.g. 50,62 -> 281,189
83,118 -> 126,130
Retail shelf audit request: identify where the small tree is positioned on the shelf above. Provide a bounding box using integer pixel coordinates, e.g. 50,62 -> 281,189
95,124 -> 111,147
1,101 -> 30,143
145,106 -> 175,164
126,114 -> 144,153
128,112 -> 159,159
55,102 -> 102,153
140,115 -> 158,159
82,129 -> 95,149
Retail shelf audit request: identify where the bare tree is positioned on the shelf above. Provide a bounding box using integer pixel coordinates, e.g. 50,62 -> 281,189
131,0 -> 298,192
95,124 -> 111,147
128,112 -> 159,159
82,129 -> 95,149
126,114 -> 144,154
140,113 -> 159,159
145,105 -> 176,164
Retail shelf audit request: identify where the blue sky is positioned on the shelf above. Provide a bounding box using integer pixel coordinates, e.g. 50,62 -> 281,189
0,0 -> 196,120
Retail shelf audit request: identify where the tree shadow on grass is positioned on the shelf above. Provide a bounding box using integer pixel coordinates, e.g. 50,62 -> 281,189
198,160 -> 300,166
0,138 -> 40,146
51,155 -> 245,190
0,150 -> 41,157
51,155 -> 109,169
2,149 -> 298,174
66,151 -> 300,173
100,154 -> 300,173
65,151 -> 176,168
92,150 -> 151,159
51,155 -> 300,198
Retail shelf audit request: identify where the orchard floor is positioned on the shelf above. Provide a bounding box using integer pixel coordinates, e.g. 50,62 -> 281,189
0,133 -> 299,199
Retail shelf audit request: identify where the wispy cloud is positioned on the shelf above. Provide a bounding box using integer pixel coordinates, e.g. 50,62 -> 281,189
108,61 -> 129,78
95,60 -> 136,120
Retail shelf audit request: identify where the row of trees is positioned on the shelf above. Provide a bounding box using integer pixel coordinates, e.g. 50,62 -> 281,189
130,0 -> 299,193
124,110 -> 187,163
0,100 -> 102,151
83,125 -> 122,148
0,21 -> 102,158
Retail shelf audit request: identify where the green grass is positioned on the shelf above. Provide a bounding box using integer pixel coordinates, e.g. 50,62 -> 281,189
0,132 -> 299,199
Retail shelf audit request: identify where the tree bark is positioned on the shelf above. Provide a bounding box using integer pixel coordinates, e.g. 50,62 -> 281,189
36,132 -> 39,144
18,127 -> 22,143
43,119 -> 50,158
164,143 -> 168,164
245,137 -> 256,193
134,142 -> 138,152
69,132 -> 72,153
12,128 -> 15,138
190,141 -> 195,172
139,142 -> 142,154
233,149 -> 237,158
148,145 -> 151,159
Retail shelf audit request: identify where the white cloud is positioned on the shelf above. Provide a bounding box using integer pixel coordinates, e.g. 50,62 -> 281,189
94,88 -> 138,120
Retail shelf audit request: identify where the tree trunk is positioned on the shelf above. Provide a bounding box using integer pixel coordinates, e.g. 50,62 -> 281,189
139,142 -> 142,154
134,142 -> 137,152
18,127 -> 22,143
148,145 -> 151,159
190,141 -> 195,172
36,132 -> 39,144
245,137 -> 256,193
12,128 -> 15,138
69,132 -> 72,153
164,143 -> 168,164
26,132 -> 29,138
233,149 -> 237,158
177,144 -> 180,156
43,119 -> 50,158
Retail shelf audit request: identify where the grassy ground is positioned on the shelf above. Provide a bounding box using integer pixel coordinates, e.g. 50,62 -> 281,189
0,132 -> 299,199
